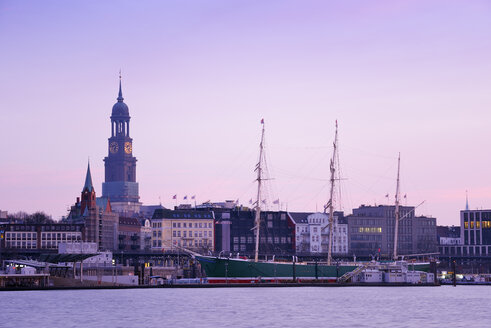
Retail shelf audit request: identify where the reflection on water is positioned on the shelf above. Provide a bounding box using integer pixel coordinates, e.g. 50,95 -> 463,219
0,286 -> 489,328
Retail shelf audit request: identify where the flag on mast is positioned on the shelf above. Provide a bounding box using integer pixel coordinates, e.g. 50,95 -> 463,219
273,199 -> 280,205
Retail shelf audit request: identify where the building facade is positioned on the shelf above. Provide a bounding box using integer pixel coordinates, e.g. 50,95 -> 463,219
0,223 -> 84,250
151,209 -> 215,253
140,219 -> 152,251
289,212 -> 348,256
214,209 -> 295,257
440,209 -> 491,257
118,217 -> 141,251
102,79 -> 141,214
346,205 -> 437,258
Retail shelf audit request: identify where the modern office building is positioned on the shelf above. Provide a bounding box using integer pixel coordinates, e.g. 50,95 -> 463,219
440,209 -> 491,257
346,205 -> 437,258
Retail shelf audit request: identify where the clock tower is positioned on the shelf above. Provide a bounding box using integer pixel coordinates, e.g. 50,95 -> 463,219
102,77 -> 140,213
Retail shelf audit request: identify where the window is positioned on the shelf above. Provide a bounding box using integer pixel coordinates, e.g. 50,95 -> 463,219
173,222 -> 176,227
183,223 -> 187,228
173,231 -> 176,237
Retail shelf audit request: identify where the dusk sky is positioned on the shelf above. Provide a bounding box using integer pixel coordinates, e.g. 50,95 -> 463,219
1,0 -> 491,225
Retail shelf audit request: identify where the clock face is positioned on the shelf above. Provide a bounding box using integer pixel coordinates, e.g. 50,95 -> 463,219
109,142 -> 119,154
124,142 -> 132,154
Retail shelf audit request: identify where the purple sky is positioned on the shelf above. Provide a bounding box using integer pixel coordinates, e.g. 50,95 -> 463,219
1,1 -> 491,225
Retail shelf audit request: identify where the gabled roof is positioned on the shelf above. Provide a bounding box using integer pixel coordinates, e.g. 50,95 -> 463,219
287,212 -> 312,224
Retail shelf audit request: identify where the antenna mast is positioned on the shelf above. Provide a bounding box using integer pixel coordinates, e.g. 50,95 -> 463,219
393,153 -> 401,261
325,121 -> 338,266
254,120 -> 265,262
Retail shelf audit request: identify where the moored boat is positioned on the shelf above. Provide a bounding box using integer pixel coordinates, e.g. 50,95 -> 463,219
196,255 -> 359,283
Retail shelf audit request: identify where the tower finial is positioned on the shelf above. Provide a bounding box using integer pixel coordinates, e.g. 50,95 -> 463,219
465,190 -> 469,211
117,70 -> 124,102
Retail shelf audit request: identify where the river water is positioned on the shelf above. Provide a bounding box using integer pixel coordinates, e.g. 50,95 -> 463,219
0,286 -> 489,328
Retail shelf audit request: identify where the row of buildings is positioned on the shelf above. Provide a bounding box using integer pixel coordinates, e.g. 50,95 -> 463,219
0,79 -> 439,259
1,198 -> 438,260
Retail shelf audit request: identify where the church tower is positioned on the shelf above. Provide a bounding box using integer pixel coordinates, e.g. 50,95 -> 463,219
102,77 -> 141,214
80,161 -> 96,214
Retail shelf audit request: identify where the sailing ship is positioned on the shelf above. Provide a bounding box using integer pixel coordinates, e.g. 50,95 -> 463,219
195,120 -> 362,283
195,120 -> 433,284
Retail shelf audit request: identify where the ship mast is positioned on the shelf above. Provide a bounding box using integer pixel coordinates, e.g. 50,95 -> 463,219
325,121 -> 338,266
254,120 -> 265,262
393,153 -> 401,261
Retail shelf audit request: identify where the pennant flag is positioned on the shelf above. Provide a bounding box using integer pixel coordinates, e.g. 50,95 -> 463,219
184,195 -> 188,200
261,118 -> 264,124
385,194 -> 389,198
191,195 -> 196,200
273,199 -> 280,205
172,195 -> 177,200
404,194 -> 407,199
249,199 -> 253,204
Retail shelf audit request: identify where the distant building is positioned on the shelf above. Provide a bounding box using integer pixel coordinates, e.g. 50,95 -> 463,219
140,219 -> 152,251
289,212 -> 348,256
438,209 -> 491,259
0,223 -> 84,250
213,209 -> 295,257
346,205 -> 437,258
67,163 -> 119,251
151,209 -> 215,253
118,217 -> 141,251
102,78 -> 141,214
437,225 -> 461,246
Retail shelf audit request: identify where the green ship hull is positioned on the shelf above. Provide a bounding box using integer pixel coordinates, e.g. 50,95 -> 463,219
196,256 -> 359,283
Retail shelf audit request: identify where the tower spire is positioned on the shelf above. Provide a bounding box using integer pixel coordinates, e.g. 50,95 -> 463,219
118,70 -> 124,102
465,190 -> 469,211
83,160 -> 94,192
